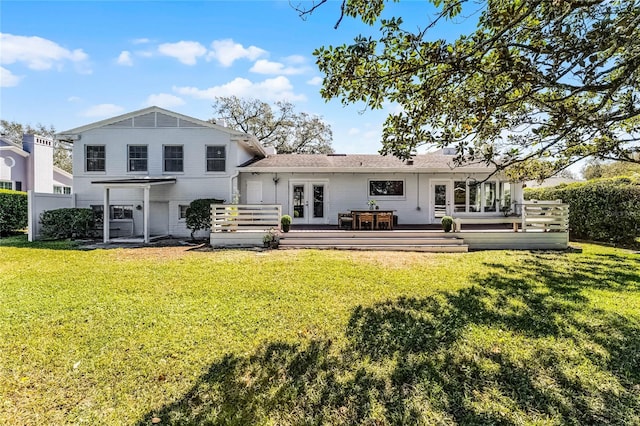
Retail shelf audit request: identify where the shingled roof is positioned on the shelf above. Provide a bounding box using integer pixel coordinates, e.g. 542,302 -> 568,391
243,150 -> 493,173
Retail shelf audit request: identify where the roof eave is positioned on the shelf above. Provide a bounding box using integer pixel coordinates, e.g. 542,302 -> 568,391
240,166 -> 495,174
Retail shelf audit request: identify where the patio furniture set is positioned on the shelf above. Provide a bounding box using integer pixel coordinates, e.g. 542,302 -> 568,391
338,210 -> 395,230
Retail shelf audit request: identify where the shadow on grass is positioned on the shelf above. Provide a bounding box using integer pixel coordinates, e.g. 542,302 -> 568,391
0,233 -> 81,250
138,251 -> 640,425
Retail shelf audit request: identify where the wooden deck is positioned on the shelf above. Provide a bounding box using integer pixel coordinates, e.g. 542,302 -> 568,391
210,203 -> 569,251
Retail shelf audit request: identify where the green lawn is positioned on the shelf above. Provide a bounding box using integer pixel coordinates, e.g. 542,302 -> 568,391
1,236 -> 639,425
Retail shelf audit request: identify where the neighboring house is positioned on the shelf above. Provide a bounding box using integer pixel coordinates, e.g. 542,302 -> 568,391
0,135 -> 72,193
55,106 -> 522,242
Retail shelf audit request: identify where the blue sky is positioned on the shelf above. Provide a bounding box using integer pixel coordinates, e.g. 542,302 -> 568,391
1,0 -> 462,154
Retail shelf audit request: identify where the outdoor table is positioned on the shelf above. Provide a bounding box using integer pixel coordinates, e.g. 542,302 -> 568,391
350,210 -> 395,230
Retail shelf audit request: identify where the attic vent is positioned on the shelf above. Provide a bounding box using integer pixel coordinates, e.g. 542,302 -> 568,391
178,119 -> 206,128
406,159 -> 414,165
327,153 -> 347,156
106,118 -> 133,128
442,147 -> 457,155
134,112 -> 156,127
157,113 -> 178,127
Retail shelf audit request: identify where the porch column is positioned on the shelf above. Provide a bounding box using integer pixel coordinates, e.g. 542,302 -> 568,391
143,185 -> 150,244
103,187 -> 110,243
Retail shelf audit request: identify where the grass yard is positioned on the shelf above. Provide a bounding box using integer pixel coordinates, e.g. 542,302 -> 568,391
1,236 -> 639,425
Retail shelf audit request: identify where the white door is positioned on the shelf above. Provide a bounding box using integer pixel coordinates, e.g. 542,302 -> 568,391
291,181 -> 327,224
149,202 -> 169,235
246,181 -> 263,204
430,180 -> 452,223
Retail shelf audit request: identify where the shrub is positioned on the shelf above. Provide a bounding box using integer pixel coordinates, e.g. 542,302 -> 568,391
0,189 -> 28,236
441,216 -> 454,232
280,215 -> 292,232
186,198 -> 225,240
525,176 -> 640,244
40,208 -> 95,239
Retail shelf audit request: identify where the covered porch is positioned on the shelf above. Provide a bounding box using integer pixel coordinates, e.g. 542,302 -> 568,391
91,177 -> 176,244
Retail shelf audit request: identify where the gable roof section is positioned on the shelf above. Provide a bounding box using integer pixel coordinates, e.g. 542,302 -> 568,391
0,137 -> 29,157
243,152 -> 494,173
56,106 -> 265,156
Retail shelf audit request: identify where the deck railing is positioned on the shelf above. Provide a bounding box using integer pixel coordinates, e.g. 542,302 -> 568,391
211,204 -> 282,232
522,200 -> 569,232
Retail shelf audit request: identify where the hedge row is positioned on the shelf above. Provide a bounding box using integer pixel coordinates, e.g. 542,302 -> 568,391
0,189 -> 28,236
525,176 -> 640,244
40,208 -> 96,239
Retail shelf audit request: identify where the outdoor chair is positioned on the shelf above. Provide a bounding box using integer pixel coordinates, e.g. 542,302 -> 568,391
358,212 -> 374,230
338,213 -> 354,229
376,212 -> 392,230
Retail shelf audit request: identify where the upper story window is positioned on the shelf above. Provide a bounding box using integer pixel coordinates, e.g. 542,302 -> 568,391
164,145 -> 183,173
86,145 -> 105,172
369,180 -> 404,197
206,146 -> 226,172
128,145 -> 148,172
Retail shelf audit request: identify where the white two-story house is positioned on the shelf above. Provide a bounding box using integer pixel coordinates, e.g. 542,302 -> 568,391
56,106 -> 265,242
55,106 -> 522,243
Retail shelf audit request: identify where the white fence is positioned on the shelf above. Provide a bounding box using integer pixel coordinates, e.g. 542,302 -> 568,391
522,200 -> 569,232
211,204 -> 282,232
210,204 -> 282,248
28,191 -> 75,241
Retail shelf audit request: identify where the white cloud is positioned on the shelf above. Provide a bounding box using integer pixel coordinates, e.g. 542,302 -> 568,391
137,50 -> 154,58
207,39 -> 267,67
285,55 -> 306,64
0,33 -> 89,72
175,76 -> 306,102
307,76 -> 323,86
132,38 -> 151,45
67,96 -> 81,102
249,59 -> 307,75
82,104 -> 125,117
348,128 -> 360,136
0,66 -> 22,87
144,93 -> 185,108
158,41 -> 206,65
117,51 -> 133,66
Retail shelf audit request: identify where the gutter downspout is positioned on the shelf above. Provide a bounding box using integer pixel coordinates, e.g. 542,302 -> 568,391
230,171 -> 240,203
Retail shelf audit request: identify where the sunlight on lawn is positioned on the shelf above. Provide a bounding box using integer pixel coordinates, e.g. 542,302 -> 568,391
1,239 -> 638,425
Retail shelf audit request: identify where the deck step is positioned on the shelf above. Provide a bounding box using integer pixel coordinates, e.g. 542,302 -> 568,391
279,244 -> 468,253
278,230 -> 467,252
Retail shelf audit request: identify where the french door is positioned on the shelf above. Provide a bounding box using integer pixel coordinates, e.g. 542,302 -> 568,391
431,180 -> 452,223
290,181 -> 327,224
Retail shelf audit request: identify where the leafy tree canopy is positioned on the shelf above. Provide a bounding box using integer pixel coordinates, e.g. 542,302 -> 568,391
583,157 -> 640,180
212,96 -> 334,154
0,120 -> 72,173
299,0 -> 640,180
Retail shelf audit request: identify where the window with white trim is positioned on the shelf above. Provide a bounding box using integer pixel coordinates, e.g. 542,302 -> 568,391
163,145 -> 183,172
0,181 -> 12,190
179,204 -> 189,220
369,180 -> 404,196
54,186 -> 71,194
86,145 -> 105,172
110,205 -> 133,220
206,146 -> 226,172
128,145 -> 148,172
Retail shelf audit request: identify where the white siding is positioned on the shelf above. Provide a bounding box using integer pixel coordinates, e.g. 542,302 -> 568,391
238,172 -> 522,225
72,125 -> 256,238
